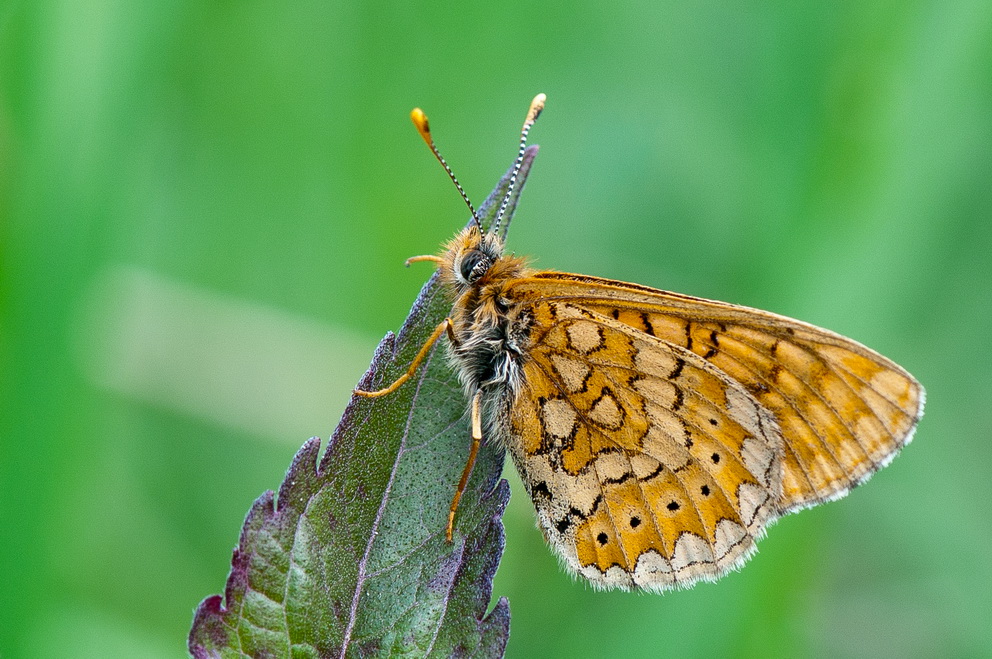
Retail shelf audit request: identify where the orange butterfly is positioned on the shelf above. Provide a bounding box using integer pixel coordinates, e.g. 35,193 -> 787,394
356,94 -> 924,592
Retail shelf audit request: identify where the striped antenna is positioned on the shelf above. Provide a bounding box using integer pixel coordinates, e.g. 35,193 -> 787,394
410,107 -> 480,228
491,93 -> 546,237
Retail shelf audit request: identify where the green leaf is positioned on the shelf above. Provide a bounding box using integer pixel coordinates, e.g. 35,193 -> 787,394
189,147 -> 539,658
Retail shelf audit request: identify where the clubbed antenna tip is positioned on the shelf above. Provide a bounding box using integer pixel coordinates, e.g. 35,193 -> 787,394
491,93 -> 547,238
410,107 -> 480,227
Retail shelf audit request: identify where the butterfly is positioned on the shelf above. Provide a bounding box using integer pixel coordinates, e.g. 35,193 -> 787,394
355,94 -> 925,592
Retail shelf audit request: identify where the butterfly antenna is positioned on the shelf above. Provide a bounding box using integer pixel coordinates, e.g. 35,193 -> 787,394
410,107 -> 481,228
491,93 -> 546,238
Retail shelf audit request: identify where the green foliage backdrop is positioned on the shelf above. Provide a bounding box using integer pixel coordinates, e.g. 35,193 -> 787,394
2,2 -> 990,657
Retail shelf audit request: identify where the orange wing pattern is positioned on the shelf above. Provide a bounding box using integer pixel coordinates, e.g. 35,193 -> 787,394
501,273 -> 923,590
503,301 -> 784,589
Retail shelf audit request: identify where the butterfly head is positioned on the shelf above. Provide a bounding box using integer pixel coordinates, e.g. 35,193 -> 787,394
412,94 -> 544,295
439,225 -> 513,293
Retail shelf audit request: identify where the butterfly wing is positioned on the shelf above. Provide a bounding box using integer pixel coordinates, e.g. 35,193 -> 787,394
501,300 -> 786,590
501,273 -> 923,591
508,273 -> 924,512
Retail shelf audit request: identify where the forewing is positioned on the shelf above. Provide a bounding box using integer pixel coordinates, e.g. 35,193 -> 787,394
507,273 -> 924,513
503,301 -> 785,591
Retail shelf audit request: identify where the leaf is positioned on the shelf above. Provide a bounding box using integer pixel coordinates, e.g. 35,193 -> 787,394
189,146 -> 540,658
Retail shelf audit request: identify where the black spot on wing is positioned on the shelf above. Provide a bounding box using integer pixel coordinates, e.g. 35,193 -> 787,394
532,481 -> 551,498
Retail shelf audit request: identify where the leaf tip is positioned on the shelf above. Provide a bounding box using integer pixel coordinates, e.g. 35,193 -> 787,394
188,595 -> 228,657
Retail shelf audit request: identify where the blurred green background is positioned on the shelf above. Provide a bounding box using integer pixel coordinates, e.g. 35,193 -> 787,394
2,1 -> 990,657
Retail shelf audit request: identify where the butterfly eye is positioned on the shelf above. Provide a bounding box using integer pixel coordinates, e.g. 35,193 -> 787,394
458,249 -> 489,283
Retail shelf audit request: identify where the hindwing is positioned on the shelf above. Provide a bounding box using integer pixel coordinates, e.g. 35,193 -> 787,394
500,273 -> 923,590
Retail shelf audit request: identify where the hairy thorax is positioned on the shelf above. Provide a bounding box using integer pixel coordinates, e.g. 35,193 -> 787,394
439,227 -> 533,399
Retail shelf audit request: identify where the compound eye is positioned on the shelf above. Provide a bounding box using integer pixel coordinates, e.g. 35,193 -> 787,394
458,249 -> 488,282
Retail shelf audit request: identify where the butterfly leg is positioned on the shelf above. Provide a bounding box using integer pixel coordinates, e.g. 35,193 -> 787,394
446,390 -> 483,542
353,318 -> 453,398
